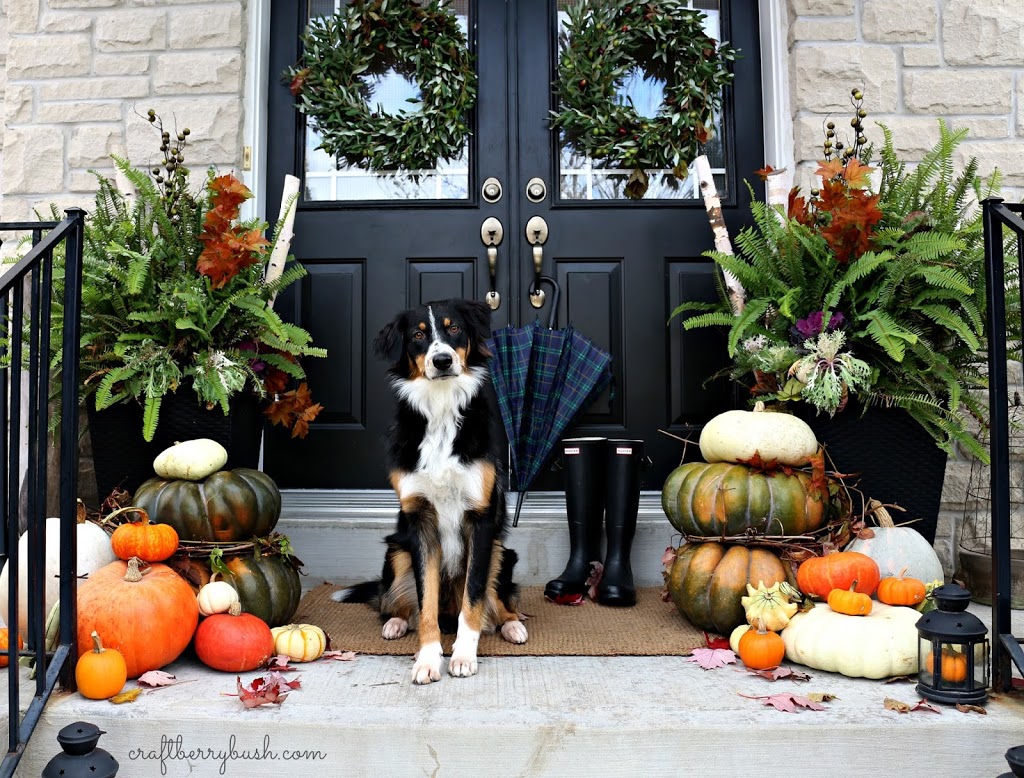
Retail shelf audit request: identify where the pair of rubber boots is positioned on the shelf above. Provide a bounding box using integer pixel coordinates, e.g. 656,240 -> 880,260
544,437 -> 645,607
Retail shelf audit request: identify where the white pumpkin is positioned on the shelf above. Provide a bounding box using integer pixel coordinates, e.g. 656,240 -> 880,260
153,438 -> 228,481
0,517 -> 116,639
846,505 -> 944,584
780,602 -> 920,679
729,623 -> 748,654
270,623 -> 327,662
196,574 -> 241,617
699,401 -> 818,466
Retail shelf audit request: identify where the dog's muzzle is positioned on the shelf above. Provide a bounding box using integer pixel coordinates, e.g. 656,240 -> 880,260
427,350 -> 460,379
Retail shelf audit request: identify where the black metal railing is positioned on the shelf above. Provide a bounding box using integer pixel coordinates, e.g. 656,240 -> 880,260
982,198 -> 1024,693
0,210 -> 84,776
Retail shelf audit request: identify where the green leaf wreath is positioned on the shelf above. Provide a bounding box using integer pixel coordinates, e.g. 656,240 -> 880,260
551,0 -> 738,199
287,0 -> 477,172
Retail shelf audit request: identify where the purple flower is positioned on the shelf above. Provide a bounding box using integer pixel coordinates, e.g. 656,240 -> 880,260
793,311 -> 846,341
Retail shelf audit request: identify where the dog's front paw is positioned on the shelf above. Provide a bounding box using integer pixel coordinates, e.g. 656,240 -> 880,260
501,619 -> 529,644
411,643 -> 443,685
382,617 -> 408,640
448,652 -> 478,678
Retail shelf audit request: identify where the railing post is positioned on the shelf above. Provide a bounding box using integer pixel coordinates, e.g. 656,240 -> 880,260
982,197 -> 1013,693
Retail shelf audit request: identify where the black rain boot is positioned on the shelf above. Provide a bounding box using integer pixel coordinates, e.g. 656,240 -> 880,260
544,437 -> 607,602
598,439 -> 644,607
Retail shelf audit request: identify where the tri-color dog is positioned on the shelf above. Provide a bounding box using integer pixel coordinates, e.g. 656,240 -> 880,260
333,298 -> 528,684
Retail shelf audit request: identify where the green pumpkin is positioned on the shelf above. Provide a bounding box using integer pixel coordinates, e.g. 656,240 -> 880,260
661,461 -> 827,537
222,553 -> 302,628
667,542 -> 793,634
133,468 -> 282,542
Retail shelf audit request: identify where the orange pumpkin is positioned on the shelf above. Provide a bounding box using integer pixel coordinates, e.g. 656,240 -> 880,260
109,507 -> 179,563
737,618 -> 786,670
827,584 -> 873,616
797,551 -> 881,598
925,648 -> 969,683
77,557 -> 199,678
75,631 -> 127,700
194,602 -> 275,672
876,567 -> 927,606
0,628 -> 23,668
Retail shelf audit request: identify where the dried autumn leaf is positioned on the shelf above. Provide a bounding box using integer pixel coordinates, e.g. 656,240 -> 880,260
109,688 -> 143,704
585,561 -> 604,601
753,165 -> 776,181
684,648 -> 736,670
321,650 -> 358,662
747,666 -> 811,682
955,703 -> 986,715
703,631 -> 732,651
546,592 -> 585,606
883,675 -> 915,684
885,697 -> 941,714
661,546 -> 676,569
739,692 -> 826,713
233,672 -> 301,708
267,655 -> 301,672
806,692 -> 837,702
137,670 -> 178,687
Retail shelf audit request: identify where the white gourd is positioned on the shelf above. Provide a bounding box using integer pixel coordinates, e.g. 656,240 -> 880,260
780,602 -> 921,679
196,574 -> 241,617
153,438 -> 228,481
699,402 -> 818,466
846,505 -> 944,584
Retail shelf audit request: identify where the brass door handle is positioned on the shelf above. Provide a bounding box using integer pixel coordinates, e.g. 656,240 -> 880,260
480,217 -> 503,310
526,216 -> 548,308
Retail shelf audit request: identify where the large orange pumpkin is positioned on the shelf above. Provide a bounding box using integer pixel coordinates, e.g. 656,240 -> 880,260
797,551 -> 881,598
77,558 -> 199,678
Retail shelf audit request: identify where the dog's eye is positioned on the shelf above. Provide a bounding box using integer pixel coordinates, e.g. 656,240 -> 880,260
448,325 -> 460,334
413,331 -> 425,340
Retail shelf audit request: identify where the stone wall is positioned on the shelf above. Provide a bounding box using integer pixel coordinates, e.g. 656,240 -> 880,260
0,0 -> 247,224
788,0 -> 1024,576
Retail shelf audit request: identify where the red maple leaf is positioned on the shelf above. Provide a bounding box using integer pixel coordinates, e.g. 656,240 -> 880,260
232,672 -> 301,708
740,692 -> 827,713
684,648 -> 737,670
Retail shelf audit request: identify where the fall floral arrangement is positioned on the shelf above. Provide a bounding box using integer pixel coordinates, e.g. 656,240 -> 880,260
81,112 -> 326,440
674,90 -> 1007,461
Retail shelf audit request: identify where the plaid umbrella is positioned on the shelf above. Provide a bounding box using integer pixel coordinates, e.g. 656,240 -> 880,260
487,293 -> 612,526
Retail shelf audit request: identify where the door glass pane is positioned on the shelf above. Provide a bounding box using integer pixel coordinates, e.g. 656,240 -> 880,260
304,0 -> 471,202
556,0 -> 729,201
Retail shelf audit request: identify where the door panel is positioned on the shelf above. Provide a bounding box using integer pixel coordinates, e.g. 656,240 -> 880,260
265,0 -> 763,490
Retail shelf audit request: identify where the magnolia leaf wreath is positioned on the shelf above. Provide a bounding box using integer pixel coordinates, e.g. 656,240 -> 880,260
287,0 -> 477,172
551,0 -> 738,199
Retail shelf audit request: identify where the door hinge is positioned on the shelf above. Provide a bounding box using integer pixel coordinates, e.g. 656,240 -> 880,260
242,145 -> 253,171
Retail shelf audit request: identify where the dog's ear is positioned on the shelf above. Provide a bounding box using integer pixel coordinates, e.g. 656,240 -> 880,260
372,313 -> 406,364
457,299 -> 493,358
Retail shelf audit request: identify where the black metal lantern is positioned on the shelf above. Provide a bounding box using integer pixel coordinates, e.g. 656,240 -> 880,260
915,583 -> 989,705
42,721 -> 119,778
1001,745 -> 1024,777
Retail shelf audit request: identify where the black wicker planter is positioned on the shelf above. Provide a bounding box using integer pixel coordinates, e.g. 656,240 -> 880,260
800,403 -> 948,545
88,390 -> 263,500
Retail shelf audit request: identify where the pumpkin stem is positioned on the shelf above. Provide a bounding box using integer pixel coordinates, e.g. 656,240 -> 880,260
123,557 -> 146,582
754,616 -> 769,635
753,400 -> 766,413
897,566 -> 909,580
90,630 -> 106,654
849,580 -> 859,592
868,499 -> 896,529
105,506 -> 150,527
227,601 -> 242,617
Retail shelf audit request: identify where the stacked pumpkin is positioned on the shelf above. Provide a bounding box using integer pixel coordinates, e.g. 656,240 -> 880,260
662,404 -> 823,634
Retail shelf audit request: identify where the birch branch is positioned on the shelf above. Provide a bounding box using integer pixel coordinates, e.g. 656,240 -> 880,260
265,174 -> 300,309
693,155 -> 745,315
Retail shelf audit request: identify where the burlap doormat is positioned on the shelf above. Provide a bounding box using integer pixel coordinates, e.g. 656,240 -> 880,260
292,583 -> 705,656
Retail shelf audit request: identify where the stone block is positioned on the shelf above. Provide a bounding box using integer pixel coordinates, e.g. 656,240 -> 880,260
8,34 -> 90,78
904,70 -> 1013,115
69,170 -> 105,193
790,18 -> 857,42
37,101 -> 123,123
1019,78 -> 1024,138
68,125 -> 122,167
902,46 -> 942,67
958,141 -> 1024,187
125,96 -> 242,166
2,126 -> 64,193
788,0 -> 853,15
943,0 -> 1024,66
5,84 -> 34,124
39,77 -> 149,101
93,53 -> 152,76
7,0 -> 40,33
48,0 -> 120,7
791,45 -> 899,114
154,51 -> 242,95
941,460 -> 974,507
168,3 -> 242,49
862,0 -> 935,42
95,9 -> 166,51
40,12 -> 92,32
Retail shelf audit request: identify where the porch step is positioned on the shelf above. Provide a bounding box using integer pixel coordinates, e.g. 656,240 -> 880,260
277,489 -> 676,589
14,609 -> 1024,778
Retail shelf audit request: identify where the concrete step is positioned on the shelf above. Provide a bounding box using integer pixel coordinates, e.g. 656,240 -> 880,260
278,489 -> 677,589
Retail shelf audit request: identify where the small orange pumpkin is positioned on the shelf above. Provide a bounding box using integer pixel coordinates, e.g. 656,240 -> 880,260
0,628 -> 23,668
827,583 -> 873,616
924,648 -> 969,683
75,631 -> 128,700
194,602 -> 275,672
876,567 -> 927,606
797,551 -> 881,598
737,618 -> 786,670
109,507 -> 179,563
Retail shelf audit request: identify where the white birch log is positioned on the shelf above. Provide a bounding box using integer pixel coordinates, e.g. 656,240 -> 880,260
266,174 -> 301,308
693,155 -> 744,315
765,166 -> 790,211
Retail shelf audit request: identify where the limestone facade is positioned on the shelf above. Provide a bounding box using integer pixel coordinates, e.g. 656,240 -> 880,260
0,0 -> 1019,574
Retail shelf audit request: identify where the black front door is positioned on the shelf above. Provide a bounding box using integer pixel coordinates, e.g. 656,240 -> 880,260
265,0 -> 764,490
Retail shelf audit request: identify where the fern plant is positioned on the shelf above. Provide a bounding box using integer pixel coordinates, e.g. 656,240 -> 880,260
673,99 -> 1012,462
67,114 -> 325,441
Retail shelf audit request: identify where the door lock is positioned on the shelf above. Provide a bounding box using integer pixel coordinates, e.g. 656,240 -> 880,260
525,215 -> 549,308
480,217 -> 503,310
526,177 -> 546,203
482,177 -> 503,204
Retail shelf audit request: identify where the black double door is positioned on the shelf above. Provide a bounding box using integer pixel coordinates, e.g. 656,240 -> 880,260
264,0 -> 764,491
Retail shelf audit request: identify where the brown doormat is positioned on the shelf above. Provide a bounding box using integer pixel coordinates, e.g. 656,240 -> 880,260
292,583 -> 705,656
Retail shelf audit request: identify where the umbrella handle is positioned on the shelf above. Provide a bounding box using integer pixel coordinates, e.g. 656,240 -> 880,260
528,275 -> 561,329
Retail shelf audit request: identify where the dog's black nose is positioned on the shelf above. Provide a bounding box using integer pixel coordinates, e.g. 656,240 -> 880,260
432,353 -> 453,371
